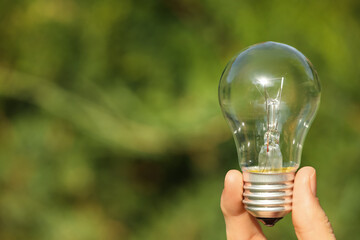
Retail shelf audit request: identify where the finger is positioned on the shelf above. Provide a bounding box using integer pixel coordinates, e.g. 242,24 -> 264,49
292,167 -> 335,240
221,170 -> 266,240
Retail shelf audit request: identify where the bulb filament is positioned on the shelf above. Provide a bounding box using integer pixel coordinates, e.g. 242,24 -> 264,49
256,77 -> 284,172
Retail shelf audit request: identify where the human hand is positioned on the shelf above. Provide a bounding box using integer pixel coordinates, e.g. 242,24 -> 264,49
220,167 -> 336,240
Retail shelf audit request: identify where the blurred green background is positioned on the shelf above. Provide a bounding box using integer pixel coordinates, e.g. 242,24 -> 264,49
0,0 -> 359,239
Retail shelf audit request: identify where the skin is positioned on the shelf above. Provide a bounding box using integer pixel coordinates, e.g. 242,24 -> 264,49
220,167 -> 336,240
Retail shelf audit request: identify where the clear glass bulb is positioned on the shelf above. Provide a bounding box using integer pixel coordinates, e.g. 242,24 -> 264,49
218,42 -> 321,226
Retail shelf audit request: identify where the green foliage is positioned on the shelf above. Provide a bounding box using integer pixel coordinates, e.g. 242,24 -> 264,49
0,0 -> 359,239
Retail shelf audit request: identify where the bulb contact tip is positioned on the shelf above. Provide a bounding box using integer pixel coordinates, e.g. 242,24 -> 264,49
256,217 -> 283,227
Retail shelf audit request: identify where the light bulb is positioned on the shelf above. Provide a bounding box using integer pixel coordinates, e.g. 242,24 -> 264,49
218,42 -> 321,226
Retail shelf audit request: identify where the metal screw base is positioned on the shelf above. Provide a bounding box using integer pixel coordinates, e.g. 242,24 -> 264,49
243,171 -> 295,222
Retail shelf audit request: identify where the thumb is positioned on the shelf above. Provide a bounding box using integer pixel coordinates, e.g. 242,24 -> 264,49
220,170 -> 266,240
292,167 -> 335,240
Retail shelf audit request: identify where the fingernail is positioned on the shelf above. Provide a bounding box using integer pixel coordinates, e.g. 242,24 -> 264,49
309,170 -> 317,196
224,171 -> 233,189
224,173 -> 228,189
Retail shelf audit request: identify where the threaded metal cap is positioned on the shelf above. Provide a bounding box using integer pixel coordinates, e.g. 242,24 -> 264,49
242,171 -> 295,222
